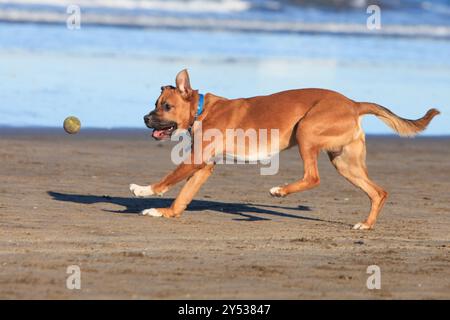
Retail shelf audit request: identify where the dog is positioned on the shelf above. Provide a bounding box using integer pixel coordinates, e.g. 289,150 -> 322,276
130,69 -> 440,230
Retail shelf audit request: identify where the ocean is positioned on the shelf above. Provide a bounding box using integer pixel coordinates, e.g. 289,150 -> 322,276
0,0 -> 449,134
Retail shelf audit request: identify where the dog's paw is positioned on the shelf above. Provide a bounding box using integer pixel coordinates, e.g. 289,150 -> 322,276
129,184 -> 154,198
141,208 -> 163,217
352,222 -> 372,230
269,186 -> 286,197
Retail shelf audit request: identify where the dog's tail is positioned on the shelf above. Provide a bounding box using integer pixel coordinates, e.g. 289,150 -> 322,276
357,102 -> 440,137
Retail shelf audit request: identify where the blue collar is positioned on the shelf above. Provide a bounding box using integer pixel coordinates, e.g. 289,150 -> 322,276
196,93 -> 204,118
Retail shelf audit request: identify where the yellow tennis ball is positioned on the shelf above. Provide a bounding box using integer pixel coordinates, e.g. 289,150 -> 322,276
63,116 -> 81,134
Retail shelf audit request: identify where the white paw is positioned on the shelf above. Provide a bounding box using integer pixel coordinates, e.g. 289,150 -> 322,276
141,208 -> 163,217
129,184 -> 154,198
269,186 -> 285,197
353,222 -> 372,230
270,186 -> 281,194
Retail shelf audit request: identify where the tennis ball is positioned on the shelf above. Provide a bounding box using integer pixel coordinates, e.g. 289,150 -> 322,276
63,116 -> 81,134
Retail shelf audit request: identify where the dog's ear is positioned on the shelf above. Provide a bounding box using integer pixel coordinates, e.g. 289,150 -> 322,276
175,69 -> 192,100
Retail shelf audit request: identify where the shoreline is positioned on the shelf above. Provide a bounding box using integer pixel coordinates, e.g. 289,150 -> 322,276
1,127 -> 449,139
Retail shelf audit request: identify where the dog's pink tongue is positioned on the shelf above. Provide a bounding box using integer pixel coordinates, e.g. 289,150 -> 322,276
152,130 -> 165,139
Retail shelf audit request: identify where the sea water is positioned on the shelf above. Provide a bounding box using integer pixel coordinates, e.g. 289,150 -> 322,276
0,0 -> 449,134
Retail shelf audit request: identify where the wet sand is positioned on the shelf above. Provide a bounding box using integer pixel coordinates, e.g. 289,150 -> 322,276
0,128 -> 449,299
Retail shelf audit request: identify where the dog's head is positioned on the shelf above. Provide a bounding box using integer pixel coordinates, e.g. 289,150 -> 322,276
144,69 -> 197,140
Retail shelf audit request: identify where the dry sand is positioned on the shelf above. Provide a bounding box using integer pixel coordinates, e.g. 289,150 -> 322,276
0,128 -> 449,299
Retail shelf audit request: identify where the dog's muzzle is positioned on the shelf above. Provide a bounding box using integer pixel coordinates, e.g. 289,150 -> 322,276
144,113 -> 177,140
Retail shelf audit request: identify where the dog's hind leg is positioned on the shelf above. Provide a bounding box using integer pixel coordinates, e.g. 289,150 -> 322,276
270,98 -> 362,198
328,136 -> 388,230
269,141 -> 320,197
141,164 -> 215,218
269,108 -> 327,197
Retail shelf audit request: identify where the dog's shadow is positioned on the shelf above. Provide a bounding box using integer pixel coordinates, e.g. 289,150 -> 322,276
47,191 -> 348,225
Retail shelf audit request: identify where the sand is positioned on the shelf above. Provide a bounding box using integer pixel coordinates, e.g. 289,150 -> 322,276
0,128 -> 449,299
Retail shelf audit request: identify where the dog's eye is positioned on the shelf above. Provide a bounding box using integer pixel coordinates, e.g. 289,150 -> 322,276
162,103 -> 172,112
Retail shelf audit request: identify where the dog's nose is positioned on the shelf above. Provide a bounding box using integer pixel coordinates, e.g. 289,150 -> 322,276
144,115 -> 150,123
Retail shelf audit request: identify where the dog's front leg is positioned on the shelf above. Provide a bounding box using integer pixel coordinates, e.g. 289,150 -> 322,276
130,158 -> 205,198
141,163 -> 215,218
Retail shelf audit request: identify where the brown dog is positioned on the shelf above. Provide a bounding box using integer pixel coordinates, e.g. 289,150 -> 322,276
130,69 -> 439,230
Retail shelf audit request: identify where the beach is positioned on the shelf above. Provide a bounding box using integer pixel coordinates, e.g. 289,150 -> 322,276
0,129 -> 449,299
1,0 -> 449,300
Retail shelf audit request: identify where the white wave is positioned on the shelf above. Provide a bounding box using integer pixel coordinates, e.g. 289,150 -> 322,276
422,1 -> 450,15
0,0 -> 252,13
2,8 -> 450,39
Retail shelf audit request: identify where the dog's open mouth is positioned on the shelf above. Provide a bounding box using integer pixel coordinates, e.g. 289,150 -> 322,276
151,123 -> 177,140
